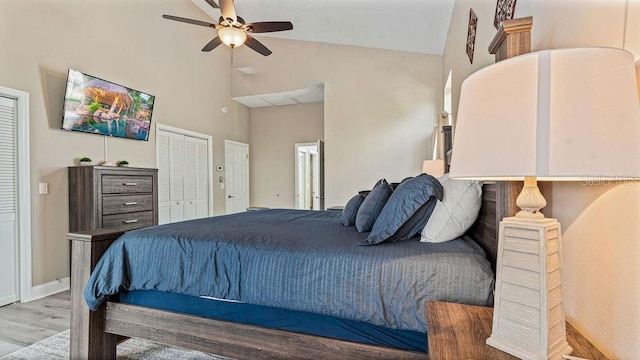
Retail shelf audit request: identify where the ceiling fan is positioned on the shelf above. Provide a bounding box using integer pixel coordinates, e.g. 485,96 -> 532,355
163,0 -> 293,56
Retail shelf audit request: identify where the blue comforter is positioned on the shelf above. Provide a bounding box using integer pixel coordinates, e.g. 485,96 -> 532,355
85,209 -> 494,332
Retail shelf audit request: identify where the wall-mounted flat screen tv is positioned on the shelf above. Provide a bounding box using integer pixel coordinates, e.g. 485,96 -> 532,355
61,69 -> 155,141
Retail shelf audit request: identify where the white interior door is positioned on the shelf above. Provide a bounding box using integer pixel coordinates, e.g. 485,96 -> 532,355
311,152 -> 320,210
183,137 -> 198,220
195,139 -> 210,218
304,150 -> 311,209
157,125 -> 213,224
157,131 -> 171,224
295,141 -> 324,210
225,140 -> 249,214
316,140 -> 325,210
0,95 -> 18,307
169,133 -> 185,222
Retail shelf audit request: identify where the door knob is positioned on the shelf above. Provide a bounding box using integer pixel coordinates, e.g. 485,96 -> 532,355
228,195 -> 234,199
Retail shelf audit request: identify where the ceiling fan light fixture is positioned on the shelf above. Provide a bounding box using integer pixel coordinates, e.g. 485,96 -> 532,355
219,26 -> 247,48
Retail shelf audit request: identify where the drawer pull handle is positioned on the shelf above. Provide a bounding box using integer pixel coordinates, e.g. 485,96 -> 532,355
123,219 -> 139,224
123,183 -> 138,186
123,202 -> 138,206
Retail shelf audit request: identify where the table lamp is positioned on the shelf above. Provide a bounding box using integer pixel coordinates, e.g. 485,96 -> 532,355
449,47 -> 640,360
422,159 -> 445,178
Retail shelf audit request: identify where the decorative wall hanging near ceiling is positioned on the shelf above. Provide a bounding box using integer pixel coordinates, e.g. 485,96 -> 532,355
466,8 -> 478,64
493,0 -> 517,29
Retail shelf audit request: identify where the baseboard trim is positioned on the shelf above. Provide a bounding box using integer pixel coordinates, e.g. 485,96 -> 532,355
0,294 -> 18,307
24,277 -> 70,302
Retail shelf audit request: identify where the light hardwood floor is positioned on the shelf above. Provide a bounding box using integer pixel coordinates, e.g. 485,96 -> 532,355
0,290 -> 70,357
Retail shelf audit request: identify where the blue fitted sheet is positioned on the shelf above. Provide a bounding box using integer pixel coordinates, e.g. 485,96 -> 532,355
85,209 -> 494,333
119,290 -> 427,352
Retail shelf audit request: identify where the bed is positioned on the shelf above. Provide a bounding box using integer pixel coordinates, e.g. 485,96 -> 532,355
69,182 -> 503,360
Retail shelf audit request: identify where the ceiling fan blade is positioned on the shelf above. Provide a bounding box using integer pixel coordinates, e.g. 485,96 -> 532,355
202,37 -> 223,52
244,35 -> 272,56
162,14 -> 216,28
219,0 -> 237,22
246,21 -> 293,33
204,0 -> 219,9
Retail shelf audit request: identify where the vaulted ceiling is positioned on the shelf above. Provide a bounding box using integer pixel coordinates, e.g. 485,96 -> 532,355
192,0 -> 456,55
188,0 -> 456,107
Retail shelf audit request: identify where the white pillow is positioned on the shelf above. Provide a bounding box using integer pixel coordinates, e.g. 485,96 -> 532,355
420,174 -> 482,243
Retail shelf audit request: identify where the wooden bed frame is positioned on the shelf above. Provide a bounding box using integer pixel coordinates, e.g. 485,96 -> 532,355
68,183 -> 507,360
68,15 -> 537,360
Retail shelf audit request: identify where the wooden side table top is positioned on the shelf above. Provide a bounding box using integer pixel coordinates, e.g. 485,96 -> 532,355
426,301 -> 608,360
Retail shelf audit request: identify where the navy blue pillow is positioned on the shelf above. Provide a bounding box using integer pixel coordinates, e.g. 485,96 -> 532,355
363,174 -> 443,245
355,179 -> 393,233
341,194 -> 365,226
378,198 -> 438,243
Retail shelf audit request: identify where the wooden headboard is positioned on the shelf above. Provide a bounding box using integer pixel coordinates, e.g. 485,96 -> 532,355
467,183 -> 499,272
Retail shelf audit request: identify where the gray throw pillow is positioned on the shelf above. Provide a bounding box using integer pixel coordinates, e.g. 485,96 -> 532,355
355,179 -> 393,233
341,194 -> 365,226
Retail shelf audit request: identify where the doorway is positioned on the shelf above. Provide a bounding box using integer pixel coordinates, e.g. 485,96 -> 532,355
295,141 -> 324,210
225,140 -> 250,214
0,86 -> 31,305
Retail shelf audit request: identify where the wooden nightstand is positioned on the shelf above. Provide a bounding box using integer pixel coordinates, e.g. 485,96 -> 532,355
426,301 -> 608,360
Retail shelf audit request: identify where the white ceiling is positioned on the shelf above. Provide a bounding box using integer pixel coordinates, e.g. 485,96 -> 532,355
233,84 -> 325,108
192,0 -> 456,55
191,0 -> 456,107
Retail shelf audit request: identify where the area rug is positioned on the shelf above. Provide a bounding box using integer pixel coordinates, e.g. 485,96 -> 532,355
1,330 -> 232,360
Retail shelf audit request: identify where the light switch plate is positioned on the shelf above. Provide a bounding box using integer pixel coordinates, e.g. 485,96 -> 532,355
39,183 -> 48,194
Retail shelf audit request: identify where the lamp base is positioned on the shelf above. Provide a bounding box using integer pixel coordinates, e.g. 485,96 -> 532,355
487,333 -> 572,360
488,215 -> 572,360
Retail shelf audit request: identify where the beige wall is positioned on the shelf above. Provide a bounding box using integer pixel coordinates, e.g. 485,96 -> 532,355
443,0 -> 640,358
232,38 -> 443,207
0,0 -> 250,287
250,102 -> 324,208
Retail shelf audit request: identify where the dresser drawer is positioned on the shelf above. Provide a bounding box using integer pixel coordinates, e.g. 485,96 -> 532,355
103,211 -> 154,230
102,175 -> 154,194
102,194 -> 154,215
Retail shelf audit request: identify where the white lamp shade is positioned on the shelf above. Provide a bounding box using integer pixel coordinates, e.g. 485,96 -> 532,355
636,60 -> 640,100
450,48 -> 640,181
422,159 -> 445,177
218,27 -> 247,48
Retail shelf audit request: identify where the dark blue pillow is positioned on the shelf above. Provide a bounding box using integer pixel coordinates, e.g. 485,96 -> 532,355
342,194 -> 365,226
363,174 -> 443,245
376,198 -> 438,243
355,179 -> 393,233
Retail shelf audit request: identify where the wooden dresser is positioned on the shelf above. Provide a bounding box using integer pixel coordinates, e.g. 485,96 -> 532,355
68,166 -> 158,232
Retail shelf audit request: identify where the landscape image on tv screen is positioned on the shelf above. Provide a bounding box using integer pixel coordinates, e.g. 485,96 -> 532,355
61,69 -> 155,141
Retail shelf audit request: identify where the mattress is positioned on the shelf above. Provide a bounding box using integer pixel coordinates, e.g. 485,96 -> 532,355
85,209 -> 494,332
119,289 -> 428,352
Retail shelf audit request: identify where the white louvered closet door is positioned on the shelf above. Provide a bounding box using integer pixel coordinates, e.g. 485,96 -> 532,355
169,133 -> 185,222
157,128 -> 211,224
157,131 -> 171,224
195,139 -> 209,218
0,96 -> 18,307
183,137 -> 198,221
182,137 -> 210,221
